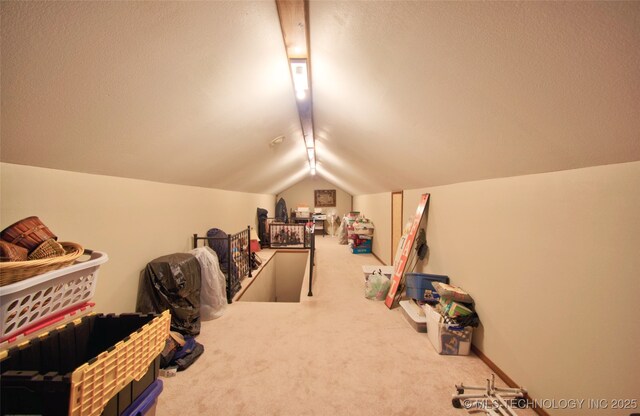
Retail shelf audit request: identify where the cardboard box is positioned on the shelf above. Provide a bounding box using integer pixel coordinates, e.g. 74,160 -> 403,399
423,304 -> 473,355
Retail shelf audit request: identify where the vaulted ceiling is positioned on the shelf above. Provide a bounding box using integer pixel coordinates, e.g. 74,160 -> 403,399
2,1 -> 639,196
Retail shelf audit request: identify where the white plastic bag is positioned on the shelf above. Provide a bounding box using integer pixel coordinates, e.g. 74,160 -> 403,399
364,270 -> 391,300
189,247 -> 227,320
338,216 -> 349,245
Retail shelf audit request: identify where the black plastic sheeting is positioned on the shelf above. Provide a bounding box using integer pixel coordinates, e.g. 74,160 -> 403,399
257,208 -> 269,247
206,228 -> 240,300
206,228 -> 229,271
136,253 -> 201,336
275,197 -> 288,223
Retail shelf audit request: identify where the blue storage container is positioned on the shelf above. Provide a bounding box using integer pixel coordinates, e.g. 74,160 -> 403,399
352,246 -> 372,254
121,379 -> 163,416
351,238 -> 372,254
405,273 -> 449,302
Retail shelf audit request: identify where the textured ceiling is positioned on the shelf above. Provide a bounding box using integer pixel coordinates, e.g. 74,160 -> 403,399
2,1 -> 639,196
1,1 -> 306,194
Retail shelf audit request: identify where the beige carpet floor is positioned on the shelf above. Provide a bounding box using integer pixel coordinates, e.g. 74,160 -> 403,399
157,236 -> 536,416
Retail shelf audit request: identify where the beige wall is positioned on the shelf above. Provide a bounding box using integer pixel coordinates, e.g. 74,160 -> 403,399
276,176 -> 352,220
352,192 -> 392,265
1,163 -> 275,313
275,252 -> 308,302
238,255 -> 277,302
399,162 -> 640,415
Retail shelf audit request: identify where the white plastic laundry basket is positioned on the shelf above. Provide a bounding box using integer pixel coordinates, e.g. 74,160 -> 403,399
0,250 -> 108,342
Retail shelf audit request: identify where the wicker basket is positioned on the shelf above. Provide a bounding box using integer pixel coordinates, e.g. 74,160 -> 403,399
0,241 -> 29,262
27,238 -> 66,260
0,242 -> 84,286
0,216 -> 57,252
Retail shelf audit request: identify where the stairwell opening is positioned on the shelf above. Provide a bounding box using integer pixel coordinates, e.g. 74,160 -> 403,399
237,251 -> 309,303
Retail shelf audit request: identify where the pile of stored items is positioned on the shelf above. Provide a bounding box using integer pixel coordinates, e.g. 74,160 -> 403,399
137,249 -> 226,336
424,282 -> 480,355
1,217 -> 170,416
399,272 -> 450,333
136,242 -> 235,375
0,216 -> 101,344
342,212 -> 374,254
399,272 -> 480,356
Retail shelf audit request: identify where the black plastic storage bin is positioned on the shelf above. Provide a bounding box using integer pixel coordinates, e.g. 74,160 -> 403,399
121,379 -> 163,416
0,311 -> 169,416
100,356 -> 160,416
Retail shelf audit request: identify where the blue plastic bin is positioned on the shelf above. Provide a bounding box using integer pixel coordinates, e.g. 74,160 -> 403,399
405,273 -> 449,302
351,238 -> 372,254
121,379 -> 163,416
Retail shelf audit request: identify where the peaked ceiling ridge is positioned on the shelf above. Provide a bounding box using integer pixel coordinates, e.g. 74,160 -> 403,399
276,0 -> 319,177
274,171 -> 352,198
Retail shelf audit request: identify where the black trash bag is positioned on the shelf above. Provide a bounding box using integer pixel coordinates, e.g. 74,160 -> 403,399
206,228 -> 231,272
206,228 -> 240,301
136,253 -> 201,336
257,208 -> 269,247
275,197 -> 288,223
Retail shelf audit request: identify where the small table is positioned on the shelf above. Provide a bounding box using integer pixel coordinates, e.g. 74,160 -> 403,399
312,215 -> 326,237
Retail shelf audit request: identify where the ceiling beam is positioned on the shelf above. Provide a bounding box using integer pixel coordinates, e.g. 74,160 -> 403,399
276,0 -> 316,174
275,0 -> 309,58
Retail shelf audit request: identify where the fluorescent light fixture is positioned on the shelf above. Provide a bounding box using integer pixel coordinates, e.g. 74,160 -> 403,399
305,135 -> 314,148
307,148 -> 315,160
309,156 -> 316,174
290,59 -> 309,99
